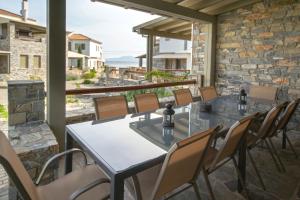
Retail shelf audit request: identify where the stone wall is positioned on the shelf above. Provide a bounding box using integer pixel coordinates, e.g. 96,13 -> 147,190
0,23 -> 47,83
214,0 -> 300,98
192,0 -> 300,129
8,81 -> 45,126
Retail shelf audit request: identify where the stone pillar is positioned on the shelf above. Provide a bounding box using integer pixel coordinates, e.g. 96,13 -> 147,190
4,80 -> 59,200
8,80 -> 45,126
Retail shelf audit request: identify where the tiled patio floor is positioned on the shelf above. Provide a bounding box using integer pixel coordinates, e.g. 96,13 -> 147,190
0,131 -> 299,200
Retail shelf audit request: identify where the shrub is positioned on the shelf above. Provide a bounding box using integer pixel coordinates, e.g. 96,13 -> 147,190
82,70 -> 97,79
0,104 -> 8,119
124,88 -> 172,102
66,96 -> 79,104
66,74 -> 79,81
82,79 -> 95,84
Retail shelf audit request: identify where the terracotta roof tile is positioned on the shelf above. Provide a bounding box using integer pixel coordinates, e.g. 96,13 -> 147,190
68,33 -> 102,44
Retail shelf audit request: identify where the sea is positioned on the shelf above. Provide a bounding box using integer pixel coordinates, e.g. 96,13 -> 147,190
105,61 -> 146,68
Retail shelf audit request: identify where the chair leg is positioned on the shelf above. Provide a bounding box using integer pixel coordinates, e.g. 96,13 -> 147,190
264,140 -> 282,173
192,182 -> 202,200
231,157 -> 250,200
246,148 -> 266,190
268,138 -> 286,172
202,169 -> 216,200
284,132 -> 299,158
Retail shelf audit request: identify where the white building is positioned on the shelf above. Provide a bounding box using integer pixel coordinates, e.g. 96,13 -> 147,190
67,33 -> 104,70
154,37 -> 192,70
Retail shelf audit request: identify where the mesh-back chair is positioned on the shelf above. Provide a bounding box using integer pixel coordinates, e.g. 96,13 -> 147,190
129,127 -> 219,200
275,99 -> 300,158
173,88 -> 193,106
0,131 -> 110,200
245,102 -> 288,191
249,85 -> 278,101
199,86 -> 218,102
94,95 -> 129,120
202,114 -> 256,200
134,93 -> 160,113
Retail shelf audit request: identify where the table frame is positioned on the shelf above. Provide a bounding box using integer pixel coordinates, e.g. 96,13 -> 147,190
65,129 -> 165,200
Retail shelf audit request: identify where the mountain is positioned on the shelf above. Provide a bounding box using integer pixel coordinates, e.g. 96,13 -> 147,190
106,56 -> 138,63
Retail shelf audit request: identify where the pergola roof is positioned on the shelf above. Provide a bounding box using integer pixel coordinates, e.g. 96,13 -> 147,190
133,17 -> 192,40
94,0 -> 261,40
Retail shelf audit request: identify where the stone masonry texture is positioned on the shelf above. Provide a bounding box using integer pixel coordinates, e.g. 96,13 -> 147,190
193,0 -> 300,130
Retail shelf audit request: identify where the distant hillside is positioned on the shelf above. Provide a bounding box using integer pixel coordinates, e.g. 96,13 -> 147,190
106,56 -> 138,63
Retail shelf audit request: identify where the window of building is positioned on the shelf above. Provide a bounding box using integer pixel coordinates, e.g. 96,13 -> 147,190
0,24 -> 8,39
184,40 -> 188,50
75,43 -> 85,51
68,42 -> 72,51
0,54 -> 9,74
20,55 -> 28,68
33,55 -> 41,68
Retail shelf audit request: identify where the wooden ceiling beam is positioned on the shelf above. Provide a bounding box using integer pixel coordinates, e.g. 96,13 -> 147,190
155,20 -> 189,31
205,0 -> 262,15
136,28 -> 191,40
166,24 -> 191,33
93,0 -> 216,23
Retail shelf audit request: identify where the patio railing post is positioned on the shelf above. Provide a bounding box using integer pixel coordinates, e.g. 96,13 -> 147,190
47,0 -> 66,151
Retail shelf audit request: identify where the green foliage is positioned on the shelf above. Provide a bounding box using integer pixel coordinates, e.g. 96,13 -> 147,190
66,96 -> 79,104
82,70 -> 97,79
75,82 -> 81,89
82,79 -> 95,84
124,88 -> 172,102
145,70 -> 173,81
66,74 -> 79,81
0,104 -> 8,119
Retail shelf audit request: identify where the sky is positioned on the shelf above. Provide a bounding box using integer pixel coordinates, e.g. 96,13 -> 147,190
0,0 -> 159,58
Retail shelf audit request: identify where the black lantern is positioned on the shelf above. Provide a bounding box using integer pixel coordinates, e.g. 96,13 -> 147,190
239,88 -> 247,104
238,103 -> 247,115
163,104 -> 175,128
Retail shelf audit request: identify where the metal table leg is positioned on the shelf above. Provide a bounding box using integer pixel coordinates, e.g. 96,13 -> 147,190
111,174 -> 124,200
238,140 -> 246,192
282,127 -> 287,149
65,131 -> 74,174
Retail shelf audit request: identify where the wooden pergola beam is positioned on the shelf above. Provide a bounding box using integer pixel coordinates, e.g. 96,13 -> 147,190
205,0 -> 262,15
167,24 -> 191,33
137,28 -> 191,40
93,0 -> 216,23
155,20 -> 189,31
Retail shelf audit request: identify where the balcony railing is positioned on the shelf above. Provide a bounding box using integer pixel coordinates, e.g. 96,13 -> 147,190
66,79 -> 197,95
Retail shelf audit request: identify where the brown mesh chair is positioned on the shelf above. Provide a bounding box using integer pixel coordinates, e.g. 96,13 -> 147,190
129,127 -> 219,200
199,86 -> 218,102
173,88 -> 193,106
202,114 -> 256,200
245,102 -> 288,191
134,93 -> 160,113
0,131 -> 110,200
94,95 -> 128,120
249,85 -> 278,101
275,99 -> 300,158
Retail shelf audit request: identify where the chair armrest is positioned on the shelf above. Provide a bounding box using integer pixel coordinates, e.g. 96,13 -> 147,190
35,148 -> 87,185
70,178 -> 110,200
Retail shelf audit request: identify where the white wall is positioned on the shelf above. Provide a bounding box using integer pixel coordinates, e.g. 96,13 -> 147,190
69,40 -> 90,56
159,38 -> 192,53
89,41 -> 103,60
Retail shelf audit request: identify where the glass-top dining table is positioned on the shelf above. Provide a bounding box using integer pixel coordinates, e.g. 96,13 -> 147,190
65,95 -> 275,200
